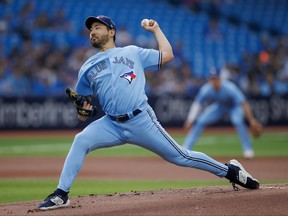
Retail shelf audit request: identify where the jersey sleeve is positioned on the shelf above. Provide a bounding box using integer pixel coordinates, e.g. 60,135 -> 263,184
75,68 -> 93,96
137,46 -> 161,71
195,84 -> 210,104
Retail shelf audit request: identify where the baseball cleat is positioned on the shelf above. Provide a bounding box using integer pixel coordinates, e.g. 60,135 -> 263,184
225,159 -> 259,190
38,192 -> 70,210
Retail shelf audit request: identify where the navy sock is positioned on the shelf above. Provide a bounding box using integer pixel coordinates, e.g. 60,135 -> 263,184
55,188 -> 68,197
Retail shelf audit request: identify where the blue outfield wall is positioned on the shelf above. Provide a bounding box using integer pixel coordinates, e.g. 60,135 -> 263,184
0,95 -> 288,130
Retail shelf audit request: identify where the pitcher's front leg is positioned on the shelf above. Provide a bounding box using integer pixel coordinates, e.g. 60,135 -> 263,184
57,117 -> 125,192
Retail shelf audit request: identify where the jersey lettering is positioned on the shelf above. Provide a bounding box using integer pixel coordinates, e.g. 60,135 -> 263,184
112,56 -> 134,69
87,60 -> 107,82
95,60 -> 107,72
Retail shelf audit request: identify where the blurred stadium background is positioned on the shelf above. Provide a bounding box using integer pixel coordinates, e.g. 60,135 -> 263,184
0,0 -> 288,130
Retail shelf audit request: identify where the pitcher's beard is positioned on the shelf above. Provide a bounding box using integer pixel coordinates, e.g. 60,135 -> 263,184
90,36 -> 109,49
91,40 -> 101,48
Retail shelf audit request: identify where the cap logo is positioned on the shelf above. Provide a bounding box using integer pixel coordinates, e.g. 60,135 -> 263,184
208,67 -> 220,78
210,68 -> 217,75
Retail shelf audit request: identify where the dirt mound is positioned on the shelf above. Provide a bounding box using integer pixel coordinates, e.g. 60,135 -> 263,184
1,184 -> 287,216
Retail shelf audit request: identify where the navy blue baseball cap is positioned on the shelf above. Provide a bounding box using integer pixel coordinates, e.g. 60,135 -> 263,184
207,67 -> 220,78
85,15 -> 116,31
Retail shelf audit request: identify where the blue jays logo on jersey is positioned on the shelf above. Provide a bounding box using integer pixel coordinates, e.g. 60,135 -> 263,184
120,71 -> 136,84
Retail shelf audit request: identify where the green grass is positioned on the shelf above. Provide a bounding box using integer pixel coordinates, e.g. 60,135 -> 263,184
0,131 -> 287,204
0,132 -> 287,157
0,137 -> 74,157
1,178 -> 287,204
0,179 -> 227,204
191,132 -> 288,157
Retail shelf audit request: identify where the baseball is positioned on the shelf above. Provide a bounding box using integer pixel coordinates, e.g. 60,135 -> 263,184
141,19 -> 149,27
141,19 -> 154,27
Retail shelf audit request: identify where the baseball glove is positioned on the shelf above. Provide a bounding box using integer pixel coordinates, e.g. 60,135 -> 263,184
66,87 -> 97,117
249,120 -> 263,138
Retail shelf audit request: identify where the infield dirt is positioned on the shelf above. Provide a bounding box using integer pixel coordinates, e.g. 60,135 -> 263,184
0,184 -> 287,216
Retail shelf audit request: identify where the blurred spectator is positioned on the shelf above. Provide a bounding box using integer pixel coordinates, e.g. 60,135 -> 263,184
280,60 -> 288,81
0,0 -> 11,4
1,63 -> 31,96
116,26 -> 134,46
34,12 -> 53,29
204,19 -> 223,41
0,17 -> 8,35
0,0 -> 288,98
168,41 -> 186,69
10,2 -> 35,40
0,58 -> 9,95
258,70 -> 274,96
51,9 -> 71,31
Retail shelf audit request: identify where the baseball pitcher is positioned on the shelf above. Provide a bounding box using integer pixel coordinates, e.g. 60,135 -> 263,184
38,15 -> 259,210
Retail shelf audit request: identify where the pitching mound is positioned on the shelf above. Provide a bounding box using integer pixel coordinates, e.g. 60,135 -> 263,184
1,184 -> 287,216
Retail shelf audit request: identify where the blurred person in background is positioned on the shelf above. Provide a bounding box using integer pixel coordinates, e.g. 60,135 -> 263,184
0,62 -> 31,96
183,67 -> 262,159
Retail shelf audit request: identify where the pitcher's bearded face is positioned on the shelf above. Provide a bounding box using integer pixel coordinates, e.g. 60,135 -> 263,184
90,33 -> 109,48
89,22 -> 110,49
209,78 -> 221,91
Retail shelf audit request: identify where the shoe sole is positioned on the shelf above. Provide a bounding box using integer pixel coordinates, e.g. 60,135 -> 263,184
38,199 -> 70,211
229,159 -> 260,189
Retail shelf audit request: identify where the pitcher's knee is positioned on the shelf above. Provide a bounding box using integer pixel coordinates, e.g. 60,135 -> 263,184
195,118 -> 207,128
231,115 -> 244,125
232,120 -> 246,128
72,133 -> 90,154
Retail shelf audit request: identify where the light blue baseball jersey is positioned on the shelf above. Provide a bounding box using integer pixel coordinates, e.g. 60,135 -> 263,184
195,80 -> 245,107
75,45 -> 161,115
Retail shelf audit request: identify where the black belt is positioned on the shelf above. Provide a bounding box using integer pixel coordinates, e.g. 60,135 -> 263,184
109,109 -> 142,122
